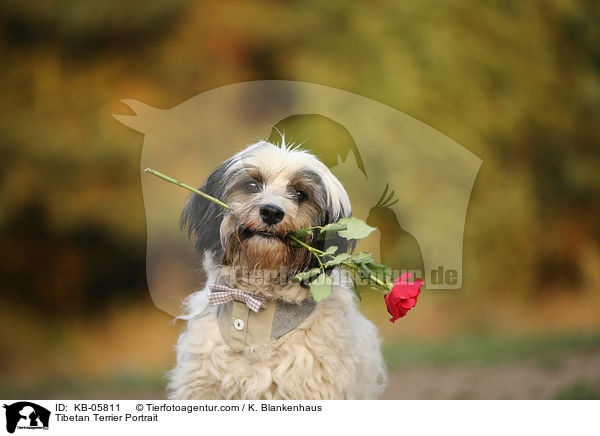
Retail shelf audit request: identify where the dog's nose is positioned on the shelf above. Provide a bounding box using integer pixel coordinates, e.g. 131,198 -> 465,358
259,204 -> 284,225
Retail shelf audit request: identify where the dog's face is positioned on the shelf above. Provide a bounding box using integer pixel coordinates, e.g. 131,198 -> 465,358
220,154 -> 324,270
182,141 -> 352,272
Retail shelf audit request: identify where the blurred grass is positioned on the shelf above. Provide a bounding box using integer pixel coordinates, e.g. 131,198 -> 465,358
554,381 -> 600,400
2,329 -> 599,399
383,331 -> 600,369
0,371 -> 166,400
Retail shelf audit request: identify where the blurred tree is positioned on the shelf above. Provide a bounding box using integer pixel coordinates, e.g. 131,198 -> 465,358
0,0 -> 598,317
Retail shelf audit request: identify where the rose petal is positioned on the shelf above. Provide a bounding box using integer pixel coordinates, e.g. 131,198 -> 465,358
385,276 -> 424,322
399,297 -> 417,309
394,272 -> 412,285
396,272 -> 413,284
391,283 -> 421,298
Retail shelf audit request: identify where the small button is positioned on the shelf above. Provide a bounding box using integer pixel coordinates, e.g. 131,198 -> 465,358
233,319 -> 245,331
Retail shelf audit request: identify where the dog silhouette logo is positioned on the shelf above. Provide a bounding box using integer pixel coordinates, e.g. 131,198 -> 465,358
3,402 -> 50,434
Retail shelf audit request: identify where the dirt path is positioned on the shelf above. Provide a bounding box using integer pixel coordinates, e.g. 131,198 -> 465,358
381,348 -> 600,399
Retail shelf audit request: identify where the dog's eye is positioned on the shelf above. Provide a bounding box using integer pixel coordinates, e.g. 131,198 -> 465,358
296,190 -> 308,202
244,181 -> 260,193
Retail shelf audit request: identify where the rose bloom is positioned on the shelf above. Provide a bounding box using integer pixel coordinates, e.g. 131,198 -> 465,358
384,272 -> 423,322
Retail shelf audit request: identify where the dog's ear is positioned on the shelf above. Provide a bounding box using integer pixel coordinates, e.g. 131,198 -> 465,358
180,161 -> 230,259
309,176 -> 355,257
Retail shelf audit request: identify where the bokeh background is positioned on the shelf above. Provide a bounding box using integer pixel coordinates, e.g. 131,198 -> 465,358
1,0 -> 599,399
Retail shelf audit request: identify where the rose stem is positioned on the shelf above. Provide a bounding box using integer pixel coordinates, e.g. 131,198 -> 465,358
144,168 -> 232,210
144,169 -> 390,292
289,235 -> 390,291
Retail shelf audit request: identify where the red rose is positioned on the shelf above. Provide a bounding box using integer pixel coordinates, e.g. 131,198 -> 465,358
384,272 -> 423,322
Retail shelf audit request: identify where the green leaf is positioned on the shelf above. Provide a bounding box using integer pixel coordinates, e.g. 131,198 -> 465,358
350,251 -> 373,264
292,268 -> 321,282
356,264 -> 373,280
323,245 -> 338,256
336,217 -> 376,240
309,273 -> 333,302
324,253 -> 351,267
318,223 -> 348,235
366,262 -> 393,280
368,261 -> 390,271
293,228 -> 312,239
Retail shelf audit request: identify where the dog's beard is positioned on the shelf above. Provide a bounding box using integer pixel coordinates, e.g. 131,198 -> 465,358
222,224 -> 311,272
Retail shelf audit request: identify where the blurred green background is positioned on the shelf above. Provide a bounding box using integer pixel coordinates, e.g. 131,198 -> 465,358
1,0 -> 599,399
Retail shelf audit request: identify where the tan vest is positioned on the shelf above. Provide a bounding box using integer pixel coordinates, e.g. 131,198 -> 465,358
216,298 -> 316,352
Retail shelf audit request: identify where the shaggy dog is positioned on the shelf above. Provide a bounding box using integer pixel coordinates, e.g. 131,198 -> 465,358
167,140 -> 386,399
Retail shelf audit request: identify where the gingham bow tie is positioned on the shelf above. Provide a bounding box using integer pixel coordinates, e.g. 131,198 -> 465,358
208,284 -> 267,313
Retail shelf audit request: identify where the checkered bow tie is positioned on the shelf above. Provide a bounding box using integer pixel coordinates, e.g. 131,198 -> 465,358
208,284 -> 267,313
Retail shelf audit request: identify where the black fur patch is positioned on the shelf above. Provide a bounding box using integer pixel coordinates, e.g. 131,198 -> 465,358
180,160 -> 232,260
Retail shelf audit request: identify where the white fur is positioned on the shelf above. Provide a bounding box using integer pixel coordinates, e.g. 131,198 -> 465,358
168,269 -> 386,400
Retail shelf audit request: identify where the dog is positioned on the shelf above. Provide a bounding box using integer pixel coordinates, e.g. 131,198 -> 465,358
167,139 -> 386,399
